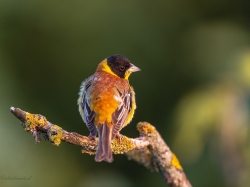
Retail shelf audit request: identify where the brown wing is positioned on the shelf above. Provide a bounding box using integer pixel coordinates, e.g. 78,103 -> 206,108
111,87 -> 131,139
79,79 -> 97,136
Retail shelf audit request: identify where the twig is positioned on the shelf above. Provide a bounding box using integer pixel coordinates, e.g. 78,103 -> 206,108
10,106 -> 192,187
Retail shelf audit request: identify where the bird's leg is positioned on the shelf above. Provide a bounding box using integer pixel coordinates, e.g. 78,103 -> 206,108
88,133 -> 97,141
115,133 -> 123,144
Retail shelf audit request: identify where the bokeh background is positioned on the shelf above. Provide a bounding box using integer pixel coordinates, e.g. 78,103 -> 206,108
1,1 -> 250,187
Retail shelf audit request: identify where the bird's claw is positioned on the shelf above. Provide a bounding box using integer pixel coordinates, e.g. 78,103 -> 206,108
88,133 -> 97,141
115,133 -> 123,144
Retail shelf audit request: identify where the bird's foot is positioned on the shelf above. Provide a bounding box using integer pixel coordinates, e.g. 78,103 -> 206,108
115,133 -> 123,144
88,133 -> 97,141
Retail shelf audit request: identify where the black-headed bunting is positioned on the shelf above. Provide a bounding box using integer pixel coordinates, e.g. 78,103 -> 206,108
78,54 -> 140,162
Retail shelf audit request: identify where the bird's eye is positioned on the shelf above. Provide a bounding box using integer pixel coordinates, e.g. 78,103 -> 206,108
120,66 -> 125,71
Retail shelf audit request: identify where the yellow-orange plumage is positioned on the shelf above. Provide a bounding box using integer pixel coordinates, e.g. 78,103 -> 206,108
78,55 -> 140,162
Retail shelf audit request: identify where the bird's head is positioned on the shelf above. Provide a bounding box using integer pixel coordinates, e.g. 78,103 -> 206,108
98,54 -> 140,79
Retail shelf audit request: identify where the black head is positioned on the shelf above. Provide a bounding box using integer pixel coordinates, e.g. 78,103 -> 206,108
107,54 -> 133,78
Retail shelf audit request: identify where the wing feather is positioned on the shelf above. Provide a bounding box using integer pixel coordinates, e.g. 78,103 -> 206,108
78,79 -> 97,136
111,87 -> 132,139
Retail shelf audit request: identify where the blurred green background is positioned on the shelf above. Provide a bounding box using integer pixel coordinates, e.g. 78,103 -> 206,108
1,0 -> 250,187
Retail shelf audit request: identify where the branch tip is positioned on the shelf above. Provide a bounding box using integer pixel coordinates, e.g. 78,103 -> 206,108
137,122 -> 157,137
10,106 -> 15,112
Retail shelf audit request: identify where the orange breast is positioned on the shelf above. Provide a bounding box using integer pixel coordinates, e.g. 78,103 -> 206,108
88,71 -> 129,127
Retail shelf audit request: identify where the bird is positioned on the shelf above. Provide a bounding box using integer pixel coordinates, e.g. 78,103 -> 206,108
77,54 -> 140,162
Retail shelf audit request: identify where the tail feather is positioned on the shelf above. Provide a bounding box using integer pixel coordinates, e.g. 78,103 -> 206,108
95,124 -> 113,163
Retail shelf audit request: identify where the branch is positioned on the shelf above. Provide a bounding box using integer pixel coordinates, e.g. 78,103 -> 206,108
10,107 -> 192,187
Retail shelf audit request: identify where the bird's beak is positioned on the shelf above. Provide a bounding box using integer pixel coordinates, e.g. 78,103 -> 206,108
128,63 -> 141,72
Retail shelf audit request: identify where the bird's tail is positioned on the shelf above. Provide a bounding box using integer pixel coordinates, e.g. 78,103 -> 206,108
95,123 -> 113,163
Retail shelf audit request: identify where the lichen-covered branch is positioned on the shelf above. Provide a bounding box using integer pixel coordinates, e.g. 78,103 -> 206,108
10,107 -> 192,187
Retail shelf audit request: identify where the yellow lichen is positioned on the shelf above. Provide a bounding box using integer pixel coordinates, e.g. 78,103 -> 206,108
48,125 -> 63,146
137,122 -> 156,136
24,112 -> 47,131
111,136 -> 135,154
171,152 -> 182,170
